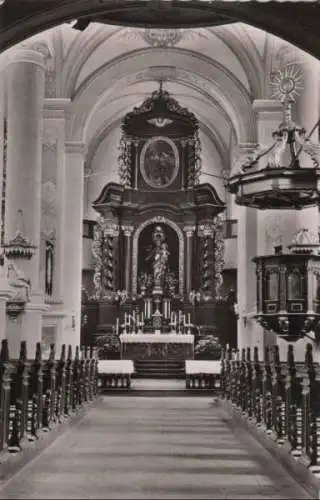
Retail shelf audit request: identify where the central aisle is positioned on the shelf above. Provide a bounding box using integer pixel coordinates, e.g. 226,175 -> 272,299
0,397 -> 311,499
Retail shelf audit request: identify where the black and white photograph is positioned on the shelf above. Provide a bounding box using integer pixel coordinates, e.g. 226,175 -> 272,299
0,1 -> 320,499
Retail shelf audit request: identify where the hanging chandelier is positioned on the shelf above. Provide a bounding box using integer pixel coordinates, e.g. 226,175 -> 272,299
228,66 -> 320,210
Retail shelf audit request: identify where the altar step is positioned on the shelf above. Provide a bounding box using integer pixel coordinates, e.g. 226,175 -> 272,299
133,359 -> 185,379
102,378 -> 218,397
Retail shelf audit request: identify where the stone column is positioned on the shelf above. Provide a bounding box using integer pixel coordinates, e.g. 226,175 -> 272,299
295,57 -> 319,237
295,57 -> 320,362
121,225 -> 134,293
62,142 -> 85,349
253,100 -> 297,359
5,48 -> 47,358
42,98 -> 71,352
0,80 -> 5,244
253,100 -> 296,254
237,203 -> 259,352
183,226 -> 195,295
0,77 -> 13,342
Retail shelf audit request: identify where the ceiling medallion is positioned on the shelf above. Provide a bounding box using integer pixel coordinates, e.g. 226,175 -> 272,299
228,68 -> 320,210
141,29 -> 183,48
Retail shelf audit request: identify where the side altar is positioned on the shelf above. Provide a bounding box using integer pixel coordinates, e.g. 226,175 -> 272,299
86,83 -> 226,365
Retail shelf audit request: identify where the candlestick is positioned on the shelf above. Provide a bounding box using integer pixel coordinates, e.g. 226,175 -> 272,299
116,317 -> 119,336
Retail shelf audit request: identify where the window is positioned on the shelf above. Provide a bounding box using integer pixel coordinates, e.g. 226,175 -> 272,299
223,219 -> 238,239
83,220 -> 95,239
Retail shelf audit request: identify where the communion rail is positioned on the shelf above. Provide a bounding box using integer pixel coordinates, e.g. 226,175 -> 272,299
0,339 -> 98,455
220,343 -> 320,474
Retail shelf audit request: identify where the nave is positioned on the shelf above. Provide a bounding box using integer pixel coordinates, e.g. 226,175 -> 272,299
0,395 -> 310,500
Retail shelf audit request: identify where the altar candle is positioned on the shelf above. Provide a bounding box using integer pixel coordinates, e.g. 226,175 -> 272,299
116,317 -> 119,335
148,299 -> 152,318
188,313 -> 191,325
124,312 -> 127,325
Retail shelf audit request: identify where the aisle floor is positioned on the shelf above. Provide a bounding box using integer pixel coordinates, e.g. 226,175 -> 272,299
0,396 -> 311,499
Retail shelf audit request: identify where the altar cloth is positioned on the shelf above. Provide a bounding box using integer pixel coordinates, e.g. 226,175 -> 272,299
98,360 -> 134,374
120,333 -> 194,344
120,333 -> 194,360
185,360 -> 221,374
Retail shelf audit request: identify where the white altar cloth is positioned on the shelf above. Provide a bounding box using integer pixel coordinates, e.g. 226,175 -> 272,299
120,333 -> 194,344
185,360 -> 221,374
98,360 -> 134,374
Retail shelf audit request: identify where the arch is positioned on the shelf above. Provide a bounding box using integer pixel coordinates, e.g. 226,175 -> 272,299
132,216 -> 184,297
212,26 -> 264,98
68,49 -> 252,143
84,89 -> 230,172
1,3 -> 320,63
85,113 -> 228,180
62,25 -> 262,100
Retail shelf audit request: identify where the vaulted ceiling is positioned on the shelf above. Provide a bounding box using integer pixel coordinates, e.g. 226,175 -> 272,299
1,3 -> 319,218
2,1 -> 320,62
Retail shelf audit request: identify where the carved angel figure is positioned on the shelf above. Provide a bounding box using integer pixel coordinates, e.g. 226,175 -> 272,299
7,261 -> 31,302
294,129 -> 320,168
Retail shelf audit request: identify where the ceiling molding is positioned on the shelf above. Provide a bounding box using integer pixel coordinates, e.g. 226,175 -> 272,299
72,46 -> 250,101
67,48 -> 253,143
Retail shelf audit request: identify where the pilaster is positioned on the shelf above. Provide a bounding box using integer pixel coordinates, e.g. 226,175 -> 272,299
295,57 -> 319,240
121,225 -> 134,293
5,48 -> 47,358
183,225 -> 195,295
41,98 -> 71,353
62,141 -> 85,349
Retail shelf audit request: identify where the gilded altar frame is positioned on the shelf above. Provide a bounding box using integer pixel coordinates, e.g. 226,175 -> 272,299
132,216 -> 184,296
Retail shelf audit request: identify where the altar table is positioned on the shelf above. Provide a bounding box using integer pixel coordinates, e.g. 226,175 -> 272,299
120,333 -> 194,360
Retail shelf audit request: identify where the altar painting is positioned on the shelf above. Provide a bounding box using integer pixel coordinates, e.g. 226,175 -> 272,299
140,136 -> 179,188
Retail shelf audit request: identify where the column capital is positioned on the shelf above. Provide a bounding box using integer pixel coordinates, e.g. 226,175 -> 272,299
65,141 -> 85,155
7,48 -> 46,70
183,226 -> 196,238
105,224 -> 120,237
43,98 -> 71,119
198,224 -> 214,239
252,99 -> 283,117
121,225 -> 134,237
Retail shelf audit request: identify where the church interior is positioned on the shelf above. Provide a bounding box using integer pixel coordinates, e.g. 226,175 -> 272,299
1,2 -> 320,498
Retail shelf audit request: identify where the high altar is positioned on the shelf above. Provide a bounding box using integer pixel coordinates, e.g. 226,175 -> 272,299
90,83 -> 225,361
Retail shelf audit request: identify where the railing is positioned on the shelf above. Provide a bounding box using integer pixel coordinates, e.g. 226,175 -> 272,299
0,340 -> 98,455
220,343 -> 320,473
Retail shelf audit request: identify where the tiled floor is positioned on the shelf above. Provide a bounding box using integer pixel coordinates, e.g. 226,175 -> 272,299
0,396 -> 311,499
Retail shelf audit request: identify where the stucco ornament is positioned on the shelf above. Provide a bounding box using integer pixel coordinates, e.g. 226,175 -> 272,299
41,181 -> 57,237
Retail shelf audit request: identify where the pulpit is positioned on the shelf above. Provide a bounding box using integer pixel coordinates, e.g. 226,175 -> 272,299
89,83 -> 226,363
